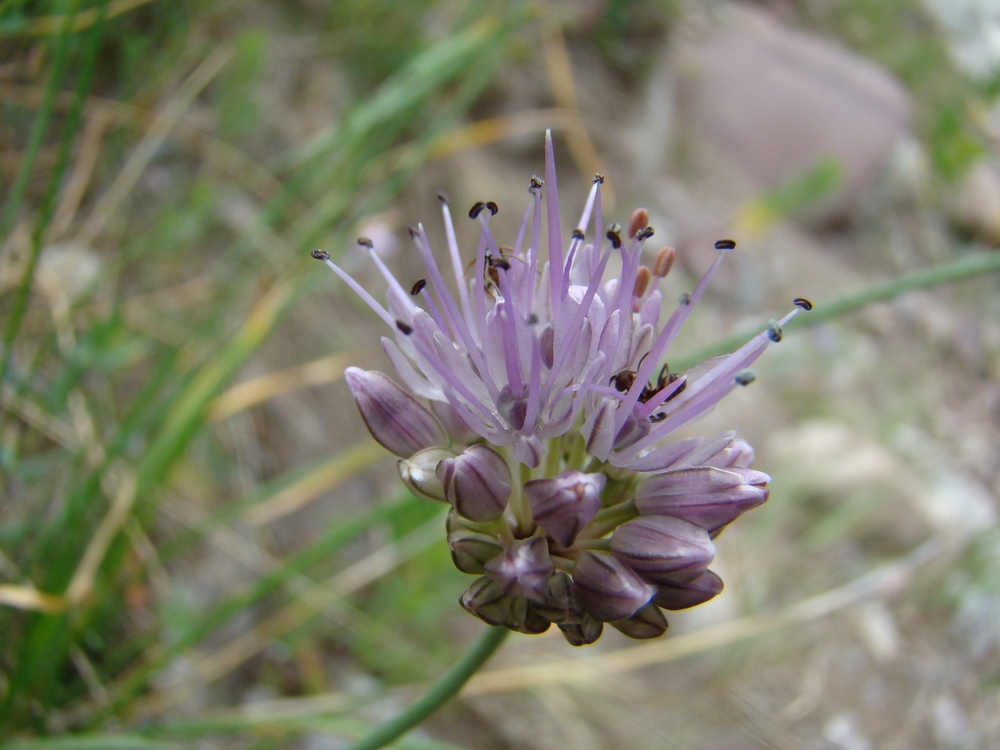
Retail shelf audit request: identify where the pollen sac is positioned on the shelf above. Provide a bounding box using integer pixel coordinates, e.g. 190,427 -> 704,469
572,550 -> 655,622
344,368 -> 447,458
652,246 -> 676,277
523,470 -> 606,547
397,446 -> 456,502
610,515 -> 716,585
653,569 -> 724,610
634,467 -> 770,534
627,207 -> 649,239
483,537 -> 554,602
436,444 -> 512,522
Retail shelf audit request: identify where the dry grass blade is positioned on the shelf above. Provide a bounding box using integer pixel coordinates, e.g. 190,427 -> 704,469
208,352 -> 360,424
74,47 -> 232,245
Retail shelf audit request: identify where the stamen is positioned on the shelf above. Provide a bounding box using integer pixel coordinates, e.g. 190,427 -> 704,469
396,320 -> 414,335
312,250 -> 396,328
734,370 -> 756,386
437,191 -> 449,204
357,237 -> 374,249
545,130 -> 565,304
714,239 -> 736,250
411,279 -> 427,296
469,202 -> 487,219
635,226 -> 654,242
573,228 -> 585,240
633,266 -> 651,299
793,297 -> 814,311
606,224 -> 622,250
652,246 -> 676,278
627,208 -> 649,239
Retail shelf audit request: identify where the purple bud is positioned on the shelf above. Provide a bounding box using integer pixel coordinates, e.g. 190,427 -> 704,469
345,368 -> 447,458
558,615 -> 604,646
436,444 -> 512,522
459,576 -> 511,627
508,598 -> 551,635
483,537 -> 554,602
447,528 -> 504,574
572,551 -> 654,622
609,602 -> 669,639
397,447 -> 456,502
531,571 -> 584,624
634,467 -> 769,533
652,569 -> 724,610
610,515 -> 715,585
523,470 -> 606,547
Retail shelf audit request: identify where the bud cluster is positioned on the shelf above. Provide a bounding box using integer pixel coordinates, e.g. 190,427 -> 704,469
318,131 -> 809,644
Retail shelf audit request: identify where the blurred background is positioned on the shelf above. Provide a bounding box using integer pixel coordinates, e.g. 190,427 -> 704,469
2,1 -> 999,748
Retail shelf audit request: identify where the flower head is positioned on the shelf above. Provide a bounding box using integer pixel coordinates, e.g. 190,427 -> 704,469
315,131 -> 810,645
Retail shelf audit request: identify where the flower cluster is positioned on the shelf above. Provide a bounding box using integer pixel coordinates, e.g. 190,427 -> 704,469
314,131 -> 810,645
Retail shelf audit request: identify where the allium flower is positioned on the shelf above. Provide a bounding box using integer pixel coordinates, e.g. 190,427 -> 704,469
313,131 -> 811,645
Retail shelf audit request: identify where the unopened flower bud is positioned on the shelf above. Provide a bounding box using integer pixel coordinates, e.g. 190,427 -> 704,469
572,551 -> 654,622
610,515 -> 715,585
653,569 -> 724,610
508,597 -> 551,635
652,245 -> 676,278
634,467 -> 769,533
459,576 -> 511,627
532,571 -> 583,624
437,444 -> 512,522
524,470 -> 606,547
345,368 -> 446,458
447,528 -> 504,574
609,602 -> 668,639
483,537 -> 553,602
558,614 -> 603,647
398,447 -> 456,502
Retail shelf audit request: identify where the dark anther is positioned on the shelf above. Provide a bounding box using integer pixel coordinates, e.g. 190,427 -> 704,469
636,226 -> 654,241
734,370 -> 756,386
714,239 -> 737,251
492,256 -> 510,270
679,292 -> 691,306
407,225 -> 420,239
793,297 -> 814,311
396,320 -> 414,335
527,313 -> 539,325
437,191 -> 450,205
606,231 -> 622,249
485,201 -> 499,216
311,249 -> 330,260
767,320 -> 783,343
593,173 -> 605,184
649,412 -> 667,423
572,228 -> 585,240
529,175 -> 544,191
469,202 -> 487,219
411,279 -> 427,296
357,237 -> 374,249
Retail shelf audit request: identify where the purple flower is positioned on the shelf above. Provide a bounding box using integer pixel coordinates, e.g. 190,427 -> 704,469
315,131 -> 810,644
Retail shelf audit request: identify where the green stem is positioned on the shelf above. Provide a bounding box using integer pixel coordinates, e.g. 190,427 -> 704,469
345,625 -> 509,750
674,249 -> 1000,370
